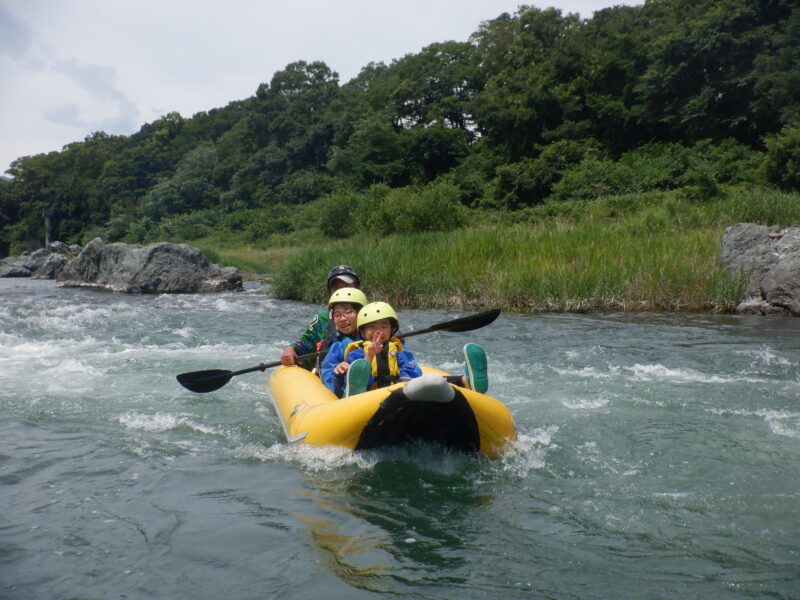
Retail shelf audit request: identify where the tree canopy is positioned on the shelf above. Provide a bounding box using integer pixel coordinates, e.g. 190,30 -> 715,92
2,0 -> 799,255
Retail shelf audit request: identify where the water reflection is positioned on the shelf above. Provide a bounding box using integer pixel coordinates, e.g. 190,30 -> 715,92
294,449 -> 494,592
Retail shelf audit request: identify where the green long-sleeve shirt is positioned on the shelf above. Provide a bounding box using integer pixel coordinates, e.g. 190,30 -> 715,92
289,309 -> 330,370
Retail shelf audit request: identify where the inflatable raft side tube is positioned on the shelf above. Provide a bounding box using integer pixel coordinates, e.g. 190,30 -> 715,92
268,365 -> 515,456
297,386 -> 404,449
269,366 -> 405,449
460,388 -> 517,457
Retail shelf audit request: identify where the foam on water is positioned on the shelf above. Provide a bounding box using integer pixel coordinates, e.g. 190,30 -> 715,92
24,303 -> 141,335
550,361 -> 765,385
563,345 -> 605,360
237,441 -> 379,471
558,393 -> 613,410
551,364 -> 619,379
231,431 -> 555,481
574,440 -> 644,477
498,425 -> 558,477
765,413 -> 800,439
5,279 -> 800,600
171,327 -> 196,338
707,406 -> 800,439
625,362 -> 763,384
742,345 -> 794,368
118,411 -> 222,435
148,287 -> 278,310
1,334 -> 88,361
212,297 -> 248,312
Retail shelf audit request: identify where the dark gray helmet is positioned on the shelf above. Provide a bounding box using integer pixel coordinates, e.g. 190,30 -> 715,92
326,265 -> 360,291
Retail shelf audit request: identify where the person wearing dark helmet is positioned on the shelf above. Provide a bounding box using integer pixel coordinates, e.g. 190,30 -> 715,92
280,265 -> 361,371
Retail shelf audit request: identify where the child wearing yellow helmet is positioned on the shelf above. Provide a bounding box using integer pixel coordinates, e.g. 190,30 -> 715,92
322,302 -> 423,397
319,288 -> 370,395
325,287 -> 368,340
347,302 -> 424,396
323,301 -> 490,399
347,302 -> 490,396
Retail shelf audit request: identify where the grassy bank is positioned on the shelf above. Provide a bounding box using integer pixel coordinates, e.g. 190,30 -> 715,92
193,245 -> 300,278
199,185 -> 800,313
269,223 -> 743,312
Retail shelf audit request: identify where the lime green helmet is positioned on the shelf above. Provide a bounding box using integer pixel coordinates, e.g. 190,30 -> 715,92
357,301 -> 399,332
327,287 -> 368,310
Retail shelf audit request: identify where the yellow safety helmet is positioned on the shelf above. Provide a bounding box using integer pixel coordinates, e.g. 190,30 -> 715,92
357,301 -> 399,332
328,287 -> 368,310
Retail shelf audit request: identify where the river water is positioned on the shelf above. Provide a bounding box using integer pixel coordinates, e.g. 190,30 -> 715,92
1,278 -> 799,599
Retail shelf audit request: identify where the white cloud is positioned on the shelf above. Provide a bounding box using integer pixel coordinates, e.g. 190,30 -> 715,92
0,3 -> 44,68
0,0 -> 640,175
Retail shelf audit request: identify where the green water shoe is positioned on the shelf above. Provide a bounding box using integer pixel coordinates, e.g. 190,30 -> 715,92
463,343 -> 488,393
346,359 -> 372,397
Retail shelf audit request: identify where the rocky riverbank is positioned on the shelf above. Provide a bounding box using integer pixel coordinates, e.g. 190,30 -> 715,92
717,223 -> 800,316
0,241 -> 82,278
4,224 -> 799,310
1,238 -> 241,294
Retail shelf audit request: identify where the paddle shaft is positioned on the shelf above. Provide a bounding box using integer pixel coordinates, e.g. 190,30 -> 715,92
234,308 -> 498,374
176,308 -> 500,393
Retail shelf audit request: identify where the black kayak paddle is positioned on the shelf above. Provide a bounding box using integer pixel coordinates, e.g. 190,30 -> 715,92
176,308 -> 501,394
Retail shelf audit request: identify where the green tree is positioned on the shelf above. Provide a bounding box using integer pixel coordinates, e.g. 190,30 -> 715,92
137,142 -> 219,220
315,191 -> 362,239
387,41 -> 484,133
403,125 -> 471,183
569,5 -> 656,152
0,177 -> 15,255
751,2 -> 800,131
254,60 -> 339,168
327,116 -> 407,188
761,124 -> 800,191
4,131 -> 123,248
362,181 -> 464,236
492,139 -> 602,209
274,169 -> 335,205
634,0 -> 789,145
471,6 -> 583,160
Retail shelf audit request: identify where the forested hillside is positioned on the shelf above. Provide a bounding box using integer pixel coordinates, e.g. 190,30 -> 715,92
1,0 -> 798,257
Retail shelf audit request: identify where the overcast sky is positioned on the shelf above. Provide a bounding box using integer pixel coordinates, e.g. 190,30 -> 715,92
1,0 -> 639,176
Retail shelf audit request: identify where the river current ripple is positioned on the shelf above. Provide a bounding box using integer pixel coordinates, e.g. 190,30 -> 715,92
1,278 -> 799,599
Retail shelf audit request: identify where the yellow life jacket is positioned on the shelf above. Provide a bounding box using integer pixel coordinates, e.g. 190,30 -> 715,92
343,337 -> 405,388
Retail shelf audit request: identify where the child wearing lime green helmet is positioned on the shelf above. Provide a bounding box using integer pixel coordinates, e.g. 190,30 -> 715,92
322,301 -> 422,397
323,302 -> 489,399
346,302 -> 423,393
318,288 -> 370,395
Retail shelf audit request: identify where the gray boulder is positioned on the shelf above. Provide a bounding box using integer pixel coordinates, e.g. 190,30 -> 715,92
56,238 -> 242,294
0,262 -> 32,277
32,253 -> 70,279
0,241 -> 81,278
718,223 -> 800,315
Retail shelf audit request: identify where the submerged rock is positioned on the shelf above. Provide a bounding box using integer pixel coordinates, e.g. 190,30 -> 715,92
718,223 -> 800,315
56,238 -> 242,294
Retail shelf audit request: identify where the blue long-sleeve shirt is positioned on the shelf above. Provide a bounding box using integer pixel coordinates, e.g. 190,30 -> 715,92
320,335 -> 358,398
322,337 -> 422,397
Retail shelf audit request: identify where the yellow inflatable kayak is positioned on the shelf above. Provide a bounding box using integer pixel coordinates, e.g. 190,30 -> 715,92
267,365 -> 516,457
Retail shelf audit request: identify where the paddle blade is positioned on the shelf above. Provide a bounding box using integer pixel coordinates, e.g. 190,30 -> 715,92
437,308 -> 501,332
176,369 -> 233,393
399,308 -> 501,339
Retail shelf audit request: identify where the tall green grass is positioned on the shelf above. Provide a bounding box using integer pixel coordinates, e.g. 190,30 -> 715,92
208,184 -> 800,313
195,243 -> 299,276
271,223 -> 743,312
